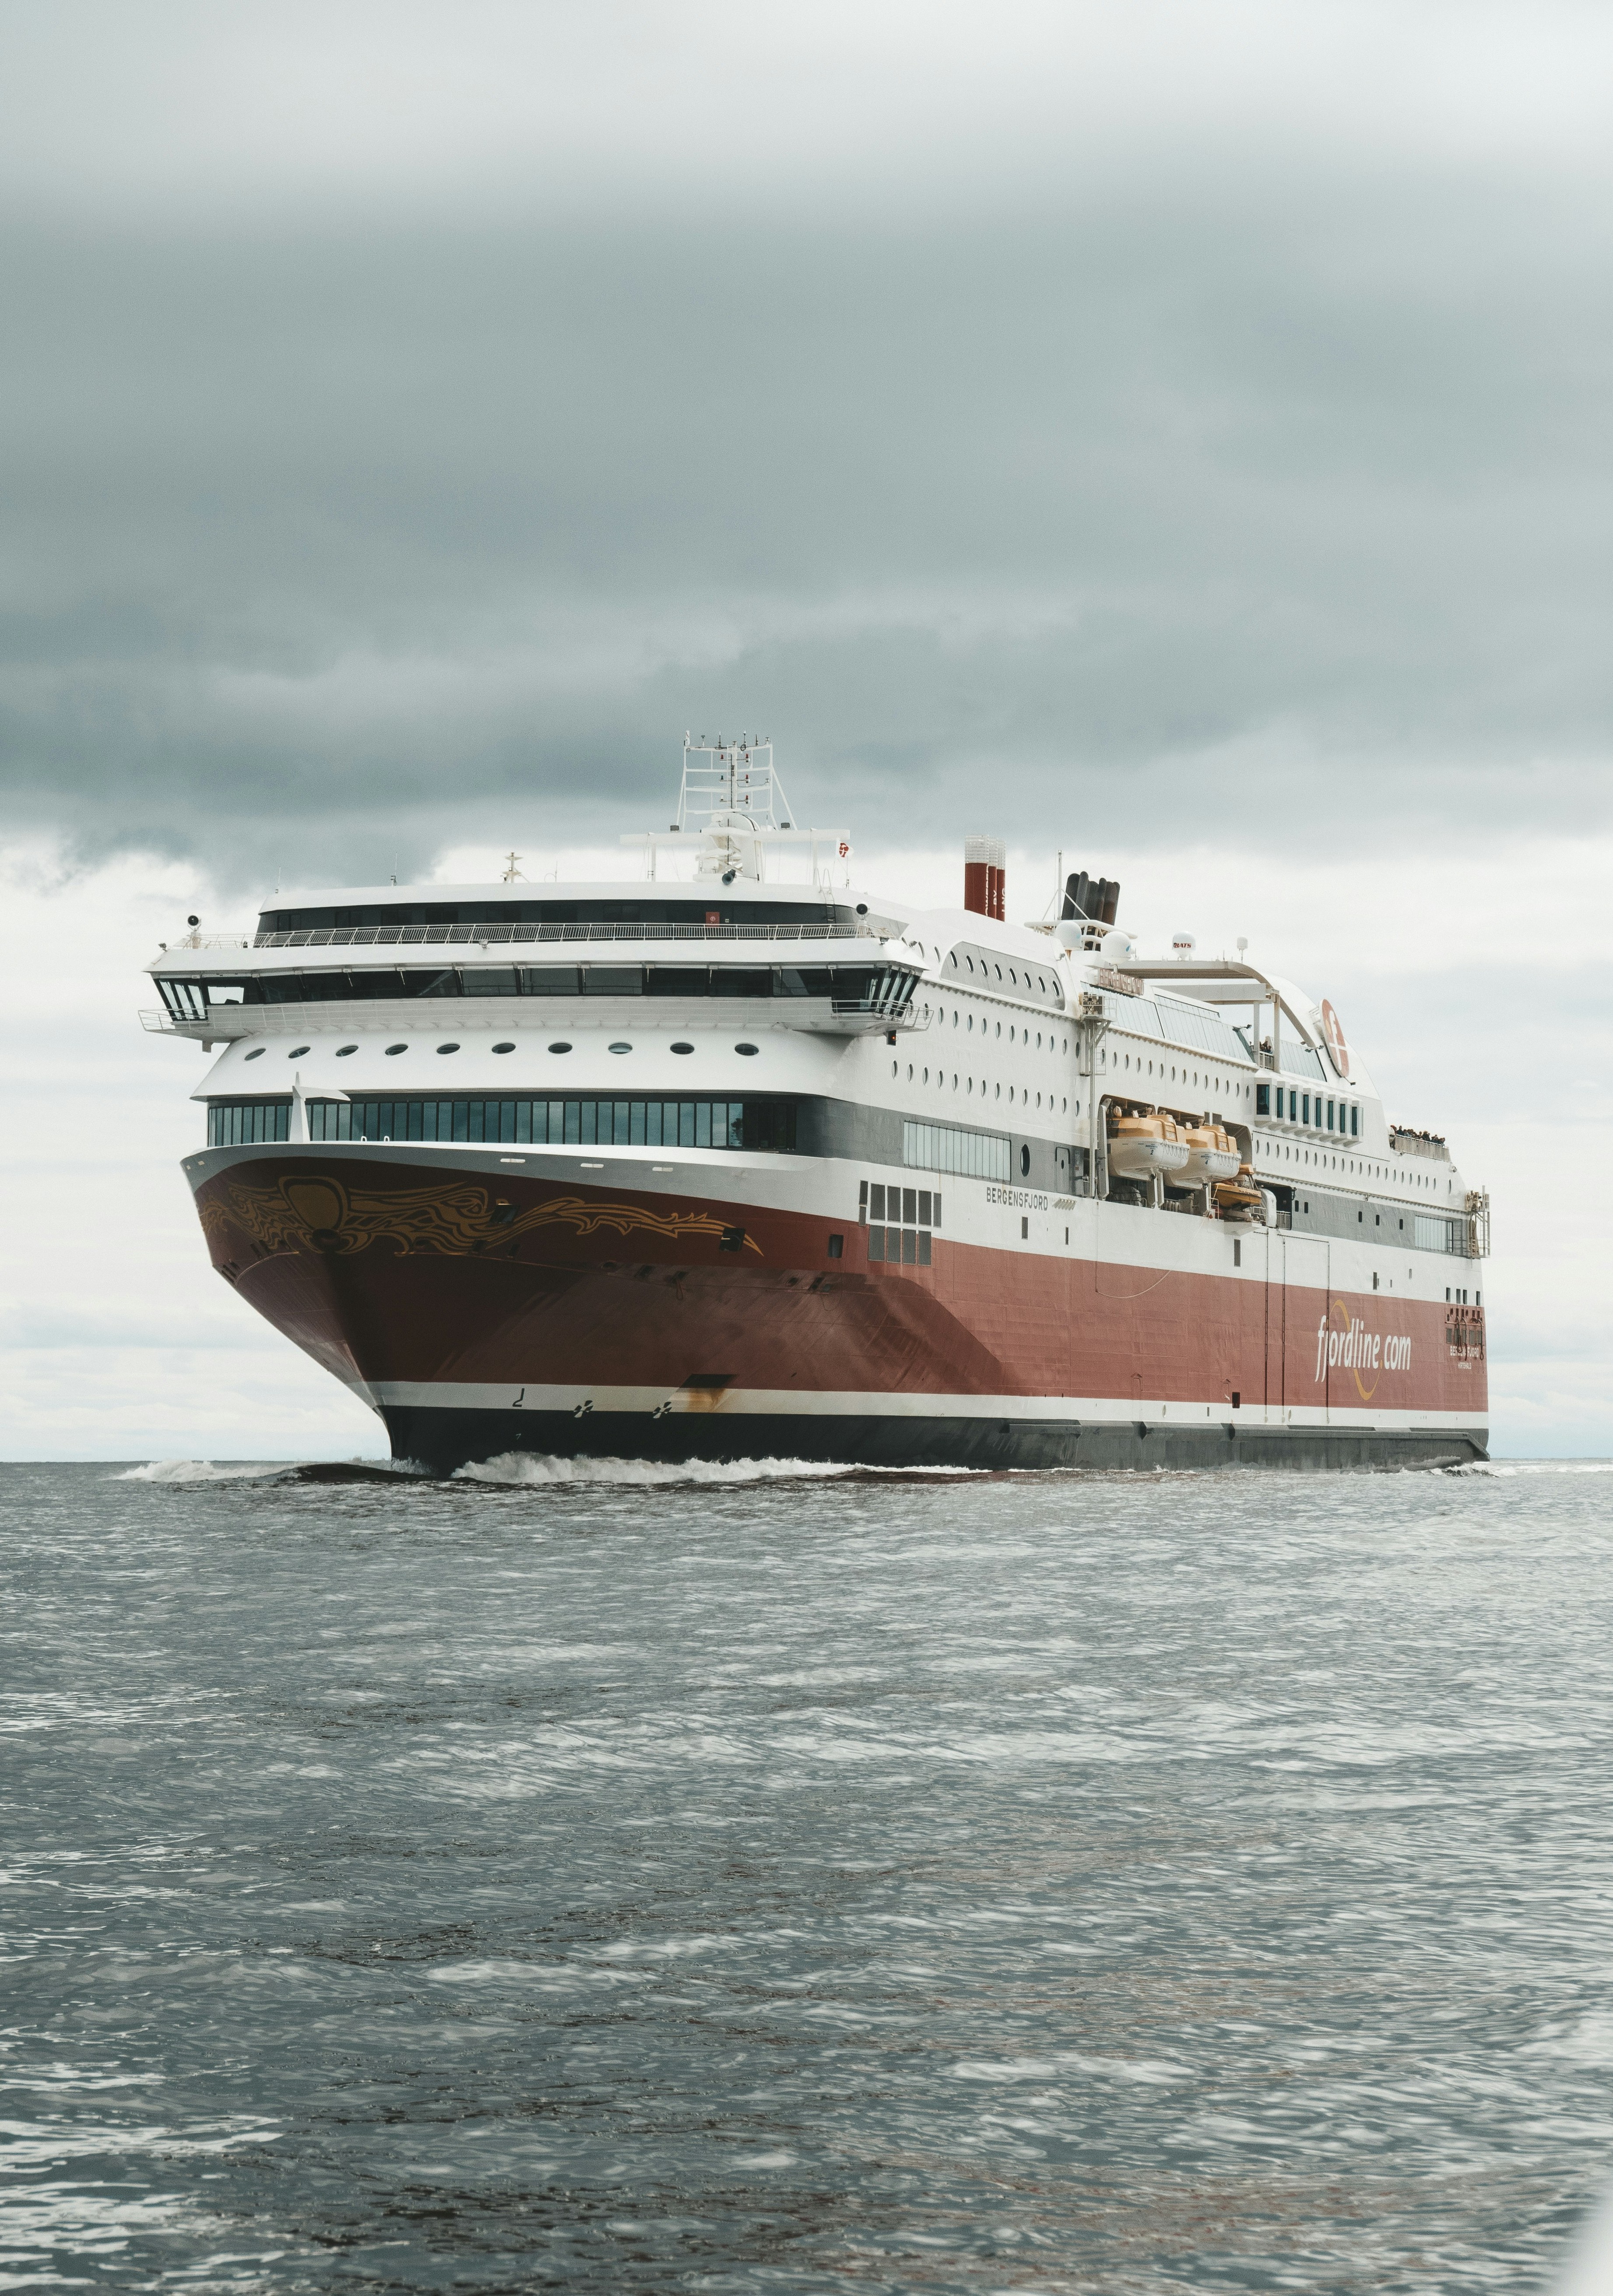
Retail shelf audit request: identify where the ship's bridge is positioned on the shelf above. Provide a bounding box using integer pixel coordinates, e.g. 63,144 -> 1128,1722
144,907 -> 930,1049
143,735 -> 947,1043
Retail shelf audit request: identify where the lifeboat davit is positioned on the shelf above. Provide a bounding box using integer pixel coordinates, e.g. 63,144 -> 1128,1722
1107,1112 -> 1190,1182
1214,1164 -> 1265,1221
1175,1125 -> 1241,1188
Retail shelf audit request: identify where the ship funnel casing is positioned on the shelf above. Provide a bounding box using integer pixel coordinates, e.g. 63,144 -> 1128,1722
1061,869 -> 1121,926
964,834 -> 1006,920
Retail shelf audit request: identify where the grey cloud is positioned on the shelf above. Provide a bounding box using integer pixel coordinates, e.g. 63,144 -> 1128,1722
4,153 -> 1613,881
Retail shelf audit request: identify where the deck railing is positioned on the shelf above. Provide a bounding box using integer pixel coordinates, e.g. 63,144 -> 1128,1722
252,921 -> 883,951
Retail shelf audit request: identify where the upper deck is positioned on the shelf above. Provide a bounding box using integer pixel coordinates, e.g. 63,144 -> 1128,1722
137,740 -> 1485,1263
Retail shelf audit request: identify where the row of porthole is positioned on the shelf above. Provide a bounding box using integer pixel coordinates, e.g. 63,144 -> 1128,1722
244,1040 -> 762,1061
1262,1142 -> 1368,1175
893,1056 -> 1068,1114
1102,1046 -> 1249,1102
935,1004 -> 1065,1053
946,952 -> 1055,996
1256,1147 -> 1402,1187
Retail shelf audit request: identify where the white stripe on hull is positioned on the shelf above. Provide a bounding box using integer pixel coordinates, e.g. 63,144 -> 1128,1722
363,1378 -> 1480,1434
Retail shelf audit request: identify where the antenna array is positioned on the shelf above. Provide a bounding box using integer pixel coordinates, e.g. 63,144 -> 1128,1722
676,732 -> 795,835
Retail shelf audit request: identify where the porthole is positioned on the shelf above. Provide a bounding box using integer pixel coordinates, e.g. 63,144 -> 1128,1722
856,903 -> 868,916
492,1042 -> 515,1054
994,963 -> 1002,980
1009,968 -> 1019,986
548,1041 -> 573,1054
608,1042 -> 633,1055
1019,1144 -> 1030,1176
335,1044 -> 358,1057
287,1044 -> 310,1058
671,1041 -> 694,1055
436,1042 -> 460,1055
966,954 -> 975,972
244,1046 -> 265,1061
385,1043 -> 408,1056
734,1043 -> 759,1056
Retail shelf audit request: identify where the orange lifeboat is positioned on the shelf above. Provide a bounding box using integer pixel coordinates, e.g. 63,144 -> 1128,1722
1214,1163 -> 1265,1221
1176,1124 -> 1241,1188
1107,1110 -> 1191,1183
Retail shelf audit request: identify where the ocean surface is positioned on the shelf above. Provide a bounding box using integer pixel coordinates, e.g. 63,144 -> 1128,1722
4,1456 -> 1613,2294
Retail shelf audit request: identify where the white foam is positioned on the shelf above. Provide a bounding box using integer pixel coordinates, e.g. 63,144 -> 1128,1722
453,1451 -> 978,1488
111,1456 -> 411,1485
113,1458 -> 289,1484
1448,1459 -> 1613,1477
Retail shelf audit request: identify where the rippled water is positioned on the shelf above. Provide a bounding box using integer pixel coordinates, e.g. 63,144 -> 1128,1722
5,1456 -> 1613,2292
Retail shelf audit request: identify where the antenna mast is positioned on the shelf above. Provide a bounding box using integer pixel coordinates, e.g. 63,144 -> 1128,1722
677,732 -> 794,834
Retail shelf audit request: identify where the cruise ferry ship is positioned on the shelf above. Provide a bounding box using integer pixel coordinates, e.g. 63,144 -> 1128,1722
144,739 -> 1490,1471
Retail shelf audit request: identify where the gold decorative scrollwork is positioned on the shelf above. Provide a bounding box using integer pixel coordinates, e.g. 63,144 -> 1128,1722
194,1173 -> 761,1259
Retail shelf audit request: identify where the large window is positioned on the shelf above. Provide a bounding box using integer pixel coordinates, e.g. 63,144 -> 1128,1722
1413,1214 -> 1462,1256
257,898 -> 858,933
207,1101 -> 291,1145
902,1120 -> 1010,1182
207,1097 -> 798,1151
165,964 -> 917,1011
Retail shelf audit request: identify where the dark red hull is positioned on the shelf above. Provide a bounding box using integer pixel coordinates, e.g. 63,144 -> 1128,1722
188,1145 -> 1488,1472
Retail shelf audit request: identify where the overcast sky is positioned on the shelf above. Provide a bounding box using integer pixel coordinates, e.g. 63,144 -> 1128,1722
4,2 -> 1611,1457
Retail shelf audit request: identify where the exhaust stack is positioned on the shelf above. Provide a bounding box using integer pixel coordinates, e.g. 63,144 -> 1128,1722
965,835 -> 1006,920
1061,869 -> 1121,927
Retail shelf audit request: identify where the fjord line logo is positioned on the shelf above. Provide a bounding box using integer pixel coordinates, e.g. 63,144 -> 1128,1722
1314,1300 -> 1412,1398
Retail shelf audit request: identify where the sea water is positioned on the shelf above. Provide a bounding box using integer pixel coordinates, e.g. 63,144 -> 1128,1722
4,1456 -> 1613,2292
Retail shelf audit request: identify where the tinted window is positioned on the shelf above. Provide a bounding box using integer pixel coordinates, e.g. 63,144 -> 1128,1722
258,898 -> 859,932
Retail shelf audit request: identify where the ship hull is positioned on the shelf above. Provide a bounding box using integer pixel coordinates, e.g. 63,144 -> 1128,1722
184,1141 -> 1490,1475
379,1402 -> 1483,1475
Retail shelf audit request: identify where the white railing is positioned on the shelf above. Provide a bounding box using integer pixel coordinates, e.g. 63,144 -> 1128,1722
1091,965 -> 1141,999
1391,1129 -> 1451,1162
155,933 -> 254,952
141,994 -> 921,1041
251,921 -> 879,951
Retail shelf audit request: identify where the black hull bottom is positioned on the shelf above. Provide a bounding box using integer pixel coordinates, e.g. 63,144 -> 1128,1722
382,1406 -> 1489,1477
